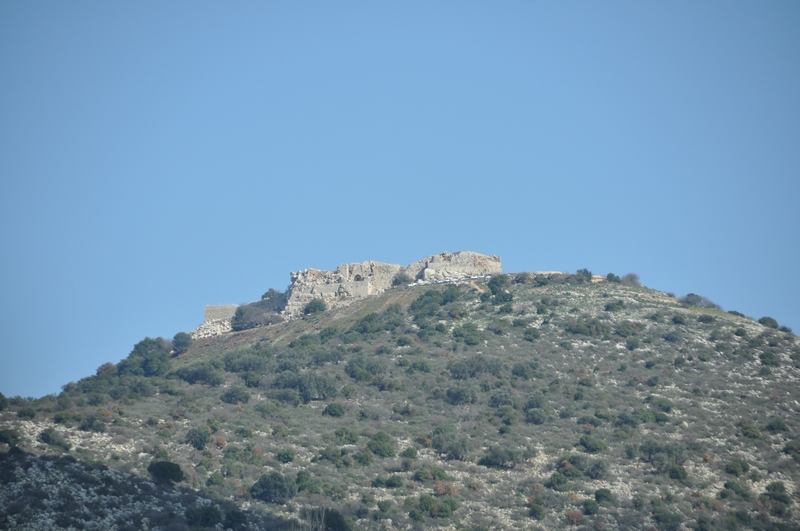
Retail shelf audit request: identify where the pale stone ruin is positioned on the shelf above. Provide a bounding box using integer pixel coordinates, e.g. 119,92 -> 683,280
191,305 -> 237,340
282,250 -> 502,318
191,251 -> 501,339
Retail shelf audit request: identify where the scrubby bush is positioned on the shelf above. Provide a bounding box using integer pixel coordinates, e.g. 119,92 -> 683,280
117,337 -> 171,377
522,328 -> 540,342
452,323 -> 484,345
275,449 -> 295,463
445,384 -> 477,405
478,446 -> 520,469
322,403 -> 345,417
304,299 -> 327,315
221,387 -> 251,405
0,428 -> 22,447
679,293 -> 720,310
367,432 -> 395,458
579,434 -> 606,453
595,488 -> 613,504
725,458 -> 749,476
430,426 -> 472,461
172,332 -> 192,355
250,471 -> 298,504
175,363 -> 224,386
185,505 -> 222,527
758,316 -> 778,329
185,426 -> 210,450
413,465 -> 447,482
147,460 -> 185,483
392,272 -> 413,286
39,428 -> 71,451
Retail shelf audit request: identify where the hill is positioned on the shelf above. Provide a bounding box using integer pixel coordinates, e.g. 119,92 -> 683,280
1,269 -> 799,530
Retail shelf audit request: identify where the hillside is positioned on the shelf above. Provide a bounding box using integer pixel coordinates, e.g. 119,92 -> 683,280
1,271 -> 799,530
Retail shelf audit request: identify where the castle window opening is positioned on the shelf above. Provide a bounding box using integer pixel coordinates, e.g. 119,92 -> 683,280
354,274 -> 363,281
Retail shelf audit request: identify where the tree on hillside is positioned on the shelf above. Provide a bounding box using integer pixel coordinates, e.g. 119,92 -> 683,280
250,471 -> 297,504
117,337 -> 171,377
172,332 -> 192,355
147,461 -> 185,484
304,299 -> 327,315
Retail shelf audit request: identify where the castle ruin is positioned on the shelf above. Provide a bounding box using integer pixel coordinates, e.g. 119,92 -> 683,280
192,251 -> 501,338
282,250 -> 502,317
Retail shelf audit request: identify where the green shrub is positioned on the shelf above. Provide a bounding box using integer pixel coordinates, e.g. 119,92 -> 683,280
430,426 -> 471,460
304,299 -> 327,315
175,363 -> 224,386
335,427 -> 359,444
17,408 -> 35,419
367,432 -> 396,458
396,335 -> 414,347
445,384 -> 477,405
679,293 -> 720,310
764,418 -> 787,433
206,472 -> 225,487
172,332 -> 192,355
724,458 -> 749,476
478,446 -> 520,469
740,423 -> 761,439
400,447 -> 417,459
185,426 -> 210,450
758,316 -> 778,329
185,505 -> 222,527
579,434 -> 606,453
522,328 -> 540,342
276,449 -> 295,463
488,274 -> 509,295
783,440 -> 800,462
583,499 -> 600,515
147,460 -> 185,483
546,472 -> 569,491
323,403 -> 345,417
413,465 -> 447,482
392,272 -> 413,286
0,428 -> 22,447
221,387 -> 251,405
39,428 -> 71,451
117,337 -> 172,377
250,471 -> 298,504
595,488 -> 613,504
452,323 -> 484,345
668,464 -> 688,480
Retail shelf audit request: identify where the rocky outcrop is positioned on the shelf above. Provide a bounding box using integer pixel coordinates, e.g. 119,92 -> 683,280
282,251 -> 501,318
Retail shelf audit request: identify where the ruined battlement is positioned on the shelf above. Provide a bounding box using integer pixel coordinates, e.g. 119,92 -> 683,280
282,251 -> 502,318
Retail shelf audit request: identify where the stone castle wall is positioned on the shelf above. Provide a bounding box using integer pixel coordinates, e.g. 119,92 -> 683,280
282,251 -> 501,318
204,305 -> 238,322
190,251 -> 502,338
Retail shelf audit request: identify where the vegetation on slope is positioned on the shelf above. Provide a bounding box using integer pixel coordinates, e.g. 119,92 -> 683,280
1,271 -> 799,530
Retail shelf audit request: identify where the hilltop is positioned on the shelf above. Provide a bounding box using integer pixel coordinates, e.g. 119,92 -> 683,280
1,263 -> 799,530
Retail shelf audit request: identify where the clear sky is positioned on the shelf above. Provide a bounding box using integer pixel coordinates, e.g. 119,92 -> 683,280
1,1 -> 798,399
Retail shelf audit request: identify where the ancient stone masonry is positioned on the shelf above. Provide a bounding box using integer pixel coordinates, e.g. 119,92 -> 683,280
191,305 -> 237,340
190,251 -> 502,337
282,251 -> 502,318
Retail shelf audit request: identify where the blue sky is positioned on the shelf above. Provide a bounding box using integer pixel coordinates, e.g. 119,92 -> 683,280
1,1 -> 798,398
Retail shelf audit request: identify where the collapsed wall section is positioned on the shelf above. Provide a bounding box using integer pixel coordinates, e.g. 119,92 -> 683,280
191,305 -> 237,340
